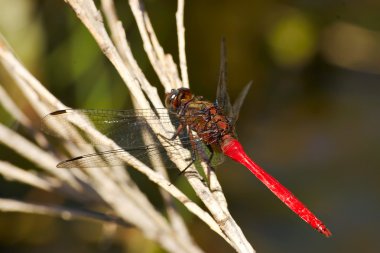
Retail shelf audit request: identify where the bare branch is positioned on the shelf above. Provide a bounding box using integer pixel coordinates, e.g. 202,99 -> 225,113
100,0 -> 163,109
0,84 -> 30,126
129,0 -> 182,91
0,161 -> 58,192
0,0 -> 255,252
0,122 -> 78,184
0,198 -> 129,226
176,0 -> 189,88
64,0 -> 151,109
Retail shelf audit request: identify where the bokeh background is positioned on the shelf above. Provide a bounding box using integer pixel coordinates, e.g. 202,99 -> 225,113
1,0 -> 380,252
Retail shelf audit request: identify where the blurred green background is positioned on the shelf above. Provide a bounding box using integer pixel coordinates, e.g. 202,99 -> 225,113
1,0 -> 380,252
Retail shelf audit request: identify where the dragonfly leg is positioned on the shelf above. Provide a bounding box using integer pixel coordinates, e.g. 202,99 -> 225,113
178,158 -> 195,176
170,124 -> 184,140
157,123 -> 184,141
178,125 -> 198,176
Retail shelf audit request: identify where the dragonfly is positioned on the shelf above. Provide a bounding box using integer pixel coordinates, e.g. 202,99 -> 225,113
42,41 -> 331,237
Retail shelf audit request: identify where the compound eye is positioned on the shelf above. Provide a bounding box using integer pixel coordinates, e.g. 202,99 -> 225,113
165,89 -> 178,108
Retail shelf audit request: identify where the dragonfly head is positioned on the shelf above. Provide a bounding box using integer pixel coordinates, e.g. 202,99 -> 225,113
165,88 -> 193,110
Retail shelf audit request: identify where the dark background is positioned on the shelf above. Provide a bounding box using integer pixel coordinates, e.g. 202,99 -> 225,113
0,0 -> 380,252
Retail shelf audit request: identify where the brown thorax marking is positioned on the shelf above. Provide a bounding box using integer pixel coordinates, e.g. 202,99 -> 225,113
165,88 -> 235,146
181,99 -> 233,145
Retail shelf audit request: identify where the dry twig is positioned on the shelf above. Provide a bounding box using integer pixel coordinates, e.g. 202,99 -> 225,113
0,0 -> 254,252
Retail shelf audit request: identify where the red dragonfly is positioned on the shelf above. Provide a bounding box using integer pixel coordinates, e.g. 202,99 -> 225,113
42,42 -> 331,237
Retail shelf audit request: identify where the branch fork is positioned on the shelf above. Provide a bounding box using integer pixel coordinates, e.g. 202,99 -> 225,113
0,1 -> 254,252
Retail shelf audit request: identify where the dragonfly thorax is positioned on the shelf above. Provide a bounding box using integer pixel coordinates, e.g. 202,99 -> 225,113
185,101 -> 235,145
165,88 -> 236,146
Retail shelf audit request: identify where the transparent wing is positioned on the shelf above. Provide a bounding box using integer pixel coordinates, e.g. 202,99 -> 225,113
42,108 -> 224,169
57,143 -> 187,169
215,39 -> 251,124
57,141 -> 224,169
231,81 -> 252,124
41,108 -> 187,149
216,37 -> 233,118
